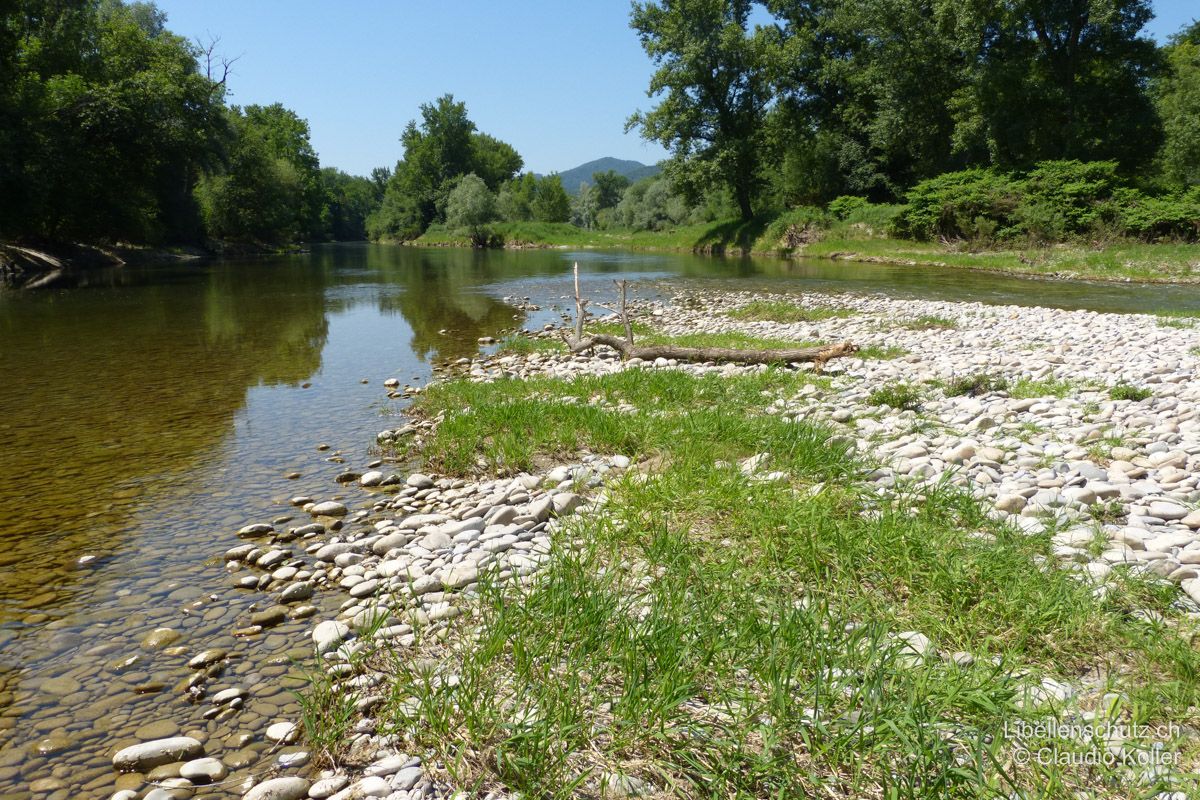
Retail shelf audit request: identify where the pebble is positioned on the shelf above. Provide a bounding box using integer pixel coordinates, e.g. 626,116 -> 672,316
243,777 -> 311,800
310,501 -> 348,517
112,737 -> 203,771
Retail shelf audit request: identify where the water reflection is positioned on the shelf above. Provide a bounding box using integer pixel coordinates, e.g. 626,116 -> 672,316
0,242 -> 1198,793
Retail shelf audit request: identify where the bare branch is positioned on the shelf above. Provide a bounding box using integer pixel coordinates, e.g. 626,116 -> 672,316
561,270 -> 856,370
196,34 -> 242,93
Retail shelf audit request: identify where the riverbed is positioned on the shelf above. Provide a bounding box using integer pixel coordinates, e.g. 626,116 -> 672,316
1,242 -> 1198,799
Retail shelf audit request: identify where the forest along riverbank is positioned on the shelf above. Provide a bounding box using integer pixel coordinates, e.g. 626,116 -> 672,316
189,288 -> 1200,800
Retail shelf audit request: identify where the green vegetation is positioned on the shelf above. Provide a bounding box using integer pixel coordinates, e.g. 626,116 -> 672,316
0,1 -> 381,248
945,373 -> 1009,398
1010,377 -> 1077,400
899,315 -> 958,331
377,368 -> 1200,797
856,344 -> 908,360
727,300 -> 855,323
891,161 -> 1200,245
868,382 -> 923,410
1109,383 -> 1153,402
495,335 -> 566,356
590,322 -> 823,354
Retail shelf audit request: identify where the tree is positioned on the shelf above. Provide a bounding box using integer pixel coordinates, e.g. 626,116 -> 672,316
240,103 -> 325,239
471,133 -> 524,190
572,183 -> 599,229
444,173 -> 497,245
531,175 -> 571,222
592,170 -> 631,209
628,0 -> 773,220
194,112 -> 303,244
766,0 -> 978,200
1,0 -> 227,243
372,95 -> 523,238
1156,23 -> 1200,186
497,173 -> 537,222
320,168 -> 381,241
965,0 -> 1162,170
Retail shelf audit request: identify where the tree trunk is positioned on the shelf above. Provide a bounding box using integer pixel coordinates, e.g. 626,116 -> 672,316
560,264 -> 857,372
568,333 -> 857,369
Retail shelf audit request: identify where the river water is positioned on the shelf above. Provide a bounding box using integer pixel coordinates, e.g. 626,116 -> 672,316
0,243 -> 1196,798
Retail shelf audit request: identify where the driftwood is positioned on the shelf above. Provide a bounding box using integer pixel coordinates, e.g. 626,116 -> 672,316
560,263 -> 857,370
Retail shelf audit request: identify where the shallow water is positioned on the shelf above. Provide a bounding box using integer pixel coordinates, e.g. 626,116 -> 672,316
0,243 -> 1196,797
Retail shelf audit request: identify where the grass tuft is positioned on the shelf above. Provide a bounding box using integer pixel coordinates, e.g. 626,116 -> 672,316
898,315 -> 959,330
945,372 -> 1009,398
727,299 -> 856,323
1109,383 -> 1152,402
868,382 -> 923,409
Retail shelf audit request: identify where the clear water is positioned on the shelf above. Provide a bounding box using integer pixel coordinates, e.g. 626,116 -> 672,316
0,243 -> 1195,796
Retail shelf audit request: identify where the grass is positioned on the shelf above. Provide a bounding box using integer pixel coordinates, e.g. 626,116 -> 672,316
727,299 -> 856,323
375,369 -> 1200,798
856,345 -> 909,360
897,315 -> 959,331
1109,383 -> 1152,402
1009,377 -> 1077,400
404,210 -> 1200,284
495,334 -> 566,355
868,382 -> 923,410
591,321 -> 826,353
945,373 -> 1009,398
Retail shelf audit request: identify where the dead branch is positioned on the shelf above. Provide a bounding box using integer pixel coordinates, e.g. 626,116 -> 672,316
561,262 -> 857,370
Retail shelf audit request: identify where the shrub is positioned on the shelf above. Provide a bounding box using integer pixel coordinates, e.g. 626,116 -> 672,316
761,206 -> 831,247
891,169 -> 1021,241
828,195 -> 869,220
1118,188 -> 1200,241
1016,160 -> 1122,239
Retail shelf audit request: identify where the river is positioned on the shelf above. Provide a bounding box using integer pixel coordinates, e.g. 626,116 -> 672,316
0,243 -> 1195,798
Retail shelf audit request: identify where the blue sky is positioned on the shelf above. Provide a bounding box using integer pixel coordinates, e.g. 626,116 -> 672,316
155,1 -> 1198,177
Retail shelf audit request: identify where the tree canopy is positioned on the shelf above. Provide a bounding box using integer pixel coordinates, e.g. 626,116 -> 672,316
368,95 -> 524,240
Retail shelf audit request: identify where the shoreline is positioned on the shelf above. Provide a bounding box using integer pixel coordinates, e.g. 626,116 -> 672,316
390,233 -> 1200,286
211,287 -> 1200,798
37,283 -> 1200,799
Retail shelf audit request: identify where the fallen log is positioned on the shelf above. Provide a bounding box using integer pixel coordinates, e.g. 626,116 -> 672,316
559,263 -> 858,371
566,333 -> 858,368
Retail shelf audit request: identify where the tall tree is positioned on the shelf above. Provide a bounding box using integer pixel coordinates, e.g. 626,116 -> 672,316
966,0 -> 1162,170
628,0 -> 773,220
240,103 -> 325,239
591,170 -> 631,209
1155,20 -> 1200,187
1,0 -> 227,242
370,95 -> 522,239
531,175 -> 571,223
766,0 -> 977,200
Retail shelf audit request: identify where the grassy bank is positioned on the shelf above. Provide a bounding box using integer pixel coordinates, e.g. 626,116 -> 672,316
408,216 -> 1200,284
372,365 -> 1200,798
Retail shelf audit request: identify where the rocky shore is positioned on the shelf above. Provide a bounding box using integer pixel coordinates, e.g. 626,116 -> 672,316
95,287 -> 1200,800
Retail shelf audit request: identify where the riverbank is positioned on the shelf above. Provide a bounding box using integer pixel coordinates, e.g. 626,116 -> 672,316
239,288 -> 1200,799
0,241 -> 313,289
405,220 -> 1200,285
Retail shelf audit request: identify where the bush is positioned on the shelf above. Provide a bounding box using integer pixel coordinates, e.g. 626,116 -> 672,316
892,161 -> 1200,244
1016,160 -> 1121,239
891,169 -> 1021,241
761,206 -> 831,247
828,195 -> 869,220
1118,188 -> 1200,241
444,173 -> 497,244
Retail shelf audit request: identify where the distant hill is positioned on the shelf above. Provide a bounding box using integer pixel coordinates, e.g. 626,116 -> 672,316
552,157 -> 661,195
